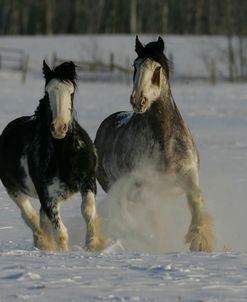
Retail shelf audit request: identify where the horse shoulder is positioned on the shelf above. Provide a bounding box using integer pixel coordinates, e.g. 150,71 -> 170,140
164,108 -> 199,174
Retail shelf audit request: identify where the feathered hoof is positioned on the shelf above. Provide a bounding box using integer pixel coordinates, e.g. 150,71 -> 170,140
57,235 -> 69,252
85,235 -> 105,252
185,225 -> 215,252
34,232 -> 57,251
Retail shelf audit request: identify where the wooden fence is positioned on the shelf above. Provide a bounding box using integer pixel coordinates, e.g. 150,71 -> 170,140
52,52 -> 132,84
0,47 -> 29,83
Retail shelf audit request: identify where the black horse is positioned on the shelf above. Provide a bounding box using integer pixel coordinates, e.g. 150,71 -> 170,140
95,36 -> 214,252
0,61 -> 104,251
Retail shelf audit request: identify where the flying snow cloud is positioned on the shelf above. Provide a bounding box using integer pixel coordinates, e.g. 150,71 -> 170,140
99,161 -> 192,253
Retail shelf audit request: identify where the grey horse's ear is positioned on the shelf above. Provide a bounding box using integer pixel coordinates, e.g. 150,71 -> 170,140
135,35 -> 145,56
42,60 -> 54,80
157,36 -> 165,52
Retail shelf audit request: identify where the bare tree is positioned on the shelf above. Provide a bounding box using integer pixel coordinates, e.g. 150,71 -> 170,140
0,0 -> 246,36
45,0 -> 54,34
130,0 -> 137,33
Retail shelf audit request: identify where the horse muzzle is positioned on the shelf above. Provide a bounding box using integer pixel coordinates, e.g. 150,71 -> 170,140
50,122 -> 68,139
130,96 -> 148,113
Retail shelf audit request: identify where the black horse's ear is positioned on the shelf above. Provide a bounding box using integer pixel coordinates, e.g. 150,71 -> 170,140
135,35 -> 145,57
69,61 -> 76,67
157,36 -> 165,52
43,60 -> 54,80
69,61 -> 76,73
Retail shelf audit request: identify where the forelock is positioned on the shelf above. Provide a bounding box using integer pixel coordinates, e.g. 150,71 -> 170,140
46,62 -> 77,88
136,41 -> 171,77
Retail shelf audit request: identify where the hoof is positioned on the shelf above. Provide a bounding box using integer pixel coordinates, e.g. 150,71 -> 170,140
85,217 -> 105,251
185,225 -> 215,252
85,236 -> 105,252
34,232 -> 57,251
189,235 -> 214,252
57,236 -> 69,252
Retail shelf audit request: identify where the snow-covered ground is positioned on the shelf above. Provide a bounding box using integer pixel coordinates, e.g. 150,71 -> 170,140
0,36 -> 247,301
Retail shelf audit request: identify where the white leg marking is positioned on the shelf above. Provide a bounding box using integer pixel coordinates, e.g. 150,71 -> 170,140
82,191 -> 97,220
9,192 -> 56,251
81,191 -> 105,251
53,219 -> 69,251
9,192 -> 40,231
50,203 -> 69,251
181,172 -> 215,252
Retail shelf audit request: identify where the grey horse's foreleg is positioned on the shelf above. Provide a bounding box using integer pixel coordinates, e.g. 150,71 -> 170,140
181,172 -> 215,251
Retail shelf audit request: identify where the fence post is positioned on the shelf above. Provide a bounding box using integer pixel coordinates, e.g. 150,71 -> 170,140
210,59 -> 216,85
109,52 -> 114,72
21,54 -> 29,84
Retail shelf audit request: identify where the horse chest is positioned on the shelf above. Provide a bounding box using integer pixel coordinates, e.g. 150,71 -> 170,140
104,119 -> 163,179
23,135 -> 89,198
46,177 -> 76,201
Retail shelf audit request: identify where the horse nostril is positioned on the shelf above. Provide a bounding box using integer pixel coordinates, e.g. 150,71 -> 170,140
141,97 -> 147,106
62,124 -> 67,132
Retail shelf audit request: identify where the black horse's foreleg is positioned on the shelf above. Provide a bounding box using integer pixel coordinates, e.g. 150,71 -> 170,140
40,199 -> 69,251
39,207 -> 57,249
80,177 -> 105,251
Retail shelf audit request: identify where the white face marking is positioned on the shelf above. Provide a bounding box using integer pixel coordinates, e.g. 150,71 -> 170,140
20,156 -> 38,198
45,79 -> 74,139
131,58 -> 163,112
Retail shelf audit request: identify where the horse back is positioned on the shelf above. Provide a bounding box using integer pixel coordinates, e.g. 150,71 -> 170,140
0,116 -> 36,191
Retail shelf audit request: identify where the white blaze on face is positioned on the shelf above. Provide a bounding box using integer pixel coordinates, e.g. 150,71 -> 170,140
131,58 -> 163,113
45,79 -> 74,139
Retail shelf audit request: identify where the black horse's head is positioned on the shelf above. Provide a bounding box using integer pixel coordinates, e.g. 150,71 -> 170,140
130,36 -> 171,113
43,60 -> 77,139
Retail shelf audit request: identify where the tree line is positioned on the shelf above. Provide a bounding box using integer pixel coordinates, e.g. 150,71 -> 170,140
0,0 -> 246,35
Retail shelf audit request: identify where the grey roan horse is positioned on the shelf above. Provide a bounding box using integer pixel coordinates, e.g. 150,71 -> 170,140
0,61 -> 104,251
95,36 -> 214,251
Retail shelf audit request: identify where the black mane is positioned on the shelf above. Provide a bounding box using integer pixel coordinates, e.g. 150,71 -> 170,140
34,94 -> 51,124
135,36 -> 171,78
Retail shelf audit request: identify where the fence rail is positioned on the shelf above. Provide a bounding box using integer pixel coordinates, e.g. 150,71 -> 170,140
0,47 -> 29,83
52,52 -> 132,83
